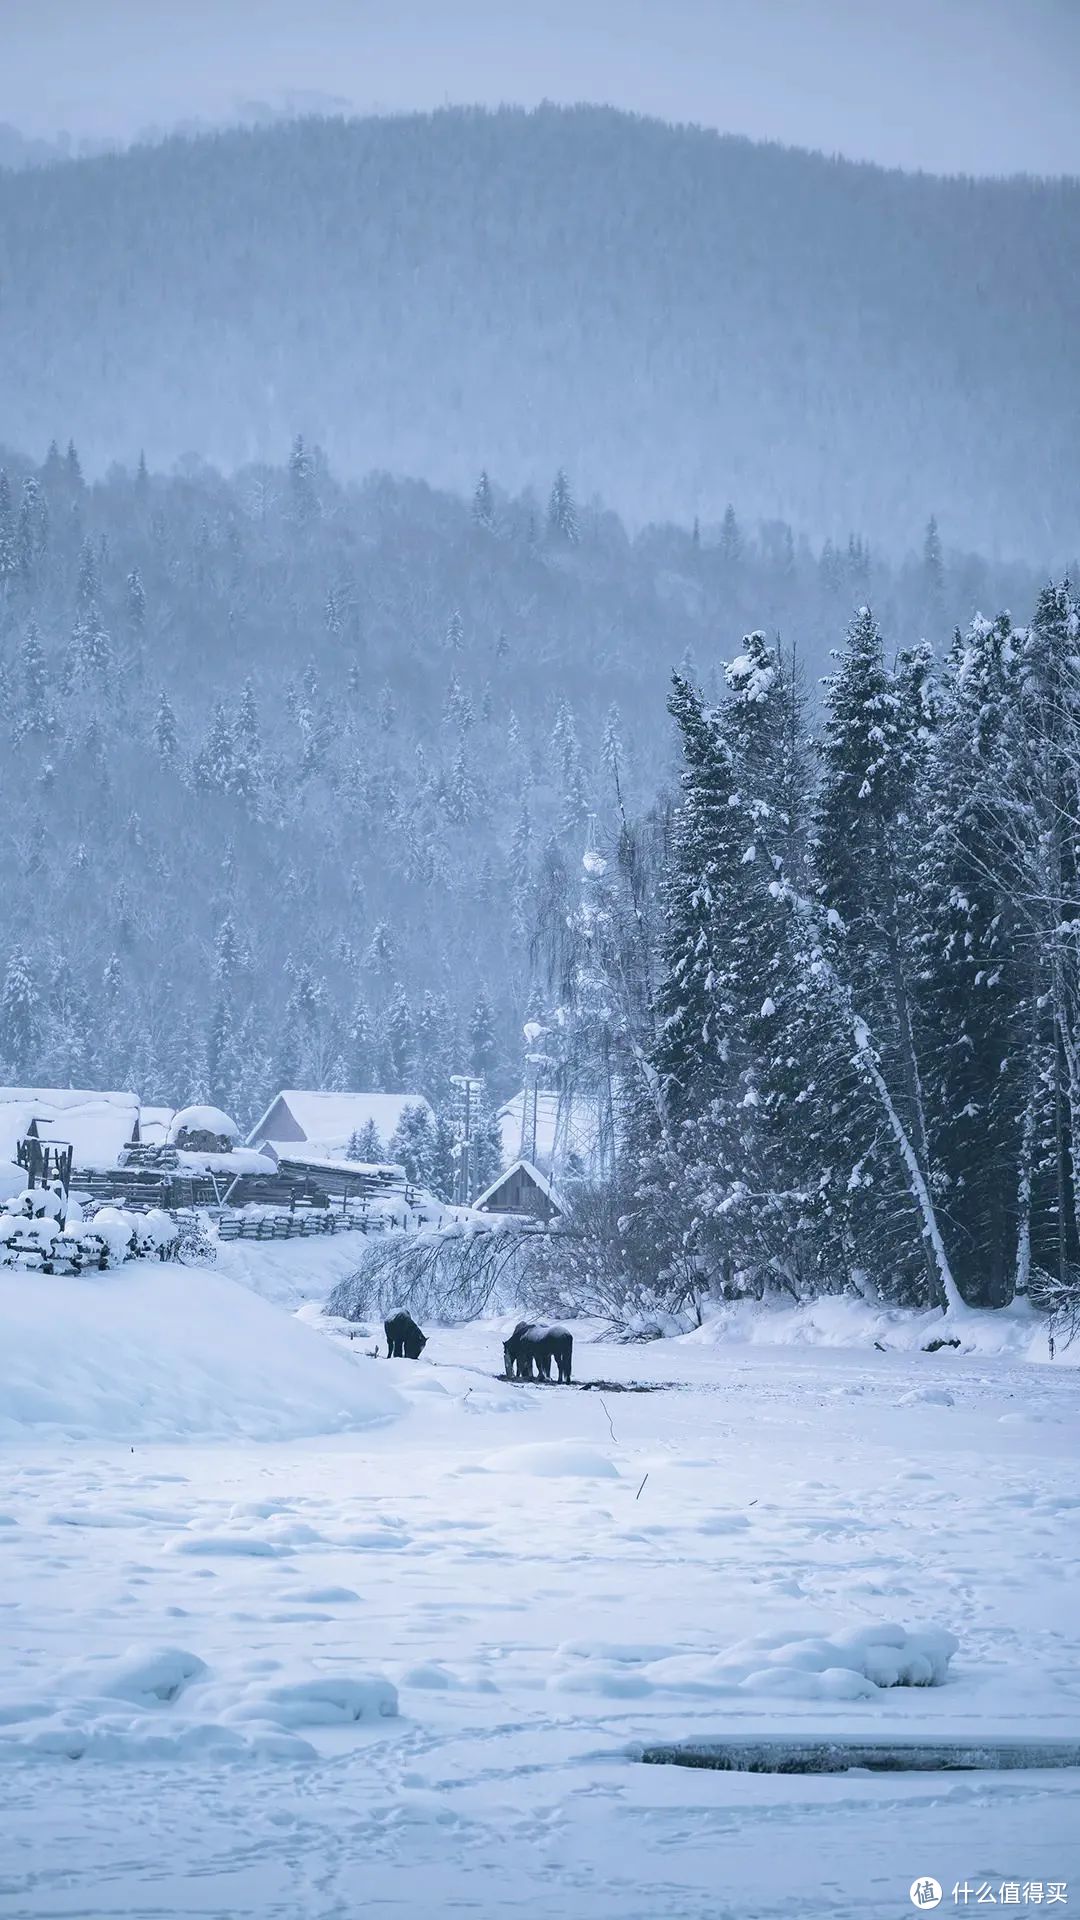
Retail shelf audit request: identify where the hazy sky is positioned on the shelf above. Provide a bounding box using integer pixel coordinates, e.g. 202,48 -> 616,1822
2,0 -> 1079,177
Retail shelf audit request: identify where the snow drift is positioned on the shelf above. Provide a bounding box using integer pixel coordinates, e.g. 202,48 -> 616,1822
0,1263 -> 403,1443
550,1623 -> 959,1702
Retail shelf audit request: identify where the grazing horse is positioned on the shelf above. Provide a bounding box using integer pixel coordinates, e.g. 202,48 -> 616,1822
503,1321 -> 573,1384
384,1310 -> 427,1358
503,1321 -> 538,1379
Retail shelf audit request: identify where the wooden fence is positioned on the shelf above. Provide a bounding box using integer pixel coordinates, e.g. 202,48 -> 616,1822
214,1203 -> 440,1244
217,1210 -> 350,1243
5,1187 -> 445,1270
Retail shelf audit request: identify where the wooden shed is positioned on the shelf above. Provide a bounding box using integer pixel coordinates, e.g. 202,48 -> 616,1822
473,1159 -> 565,1224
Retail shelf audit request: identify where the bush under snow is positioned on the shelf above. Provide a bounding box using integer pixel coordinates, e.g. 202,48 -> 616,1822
0,1194 -> 179,1272
549,1622 -> 959,1701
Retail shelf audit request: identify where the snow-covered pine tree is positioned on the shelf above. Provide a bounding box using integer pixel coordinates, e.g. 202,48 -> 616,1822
920,614 -> 1035,1306
288,434 -> 319,525
65,440 -> 85,492
126,567 -> 146,635
814,606 -> 951,1304
471,1108 -> 505,1197
0,471 -> 16,592
0,947 -> 41,1076
377,683 -> 396,732
388,1102 -> 436,1187
17,475 -> 48,578
71,537 -> 111,681
627,675 -> 747,1292
231,677 -> 263,808
708,632 -> 847,1292
469,990 -> 497,1081
153,690 -> 179,766
206,994 -> 236,1114
385,984 -> 416,1087
348,1000 -> 374,1088
547,469 -> 578,545
446,738 -> 479,824
818,539 -> 845,599
363,922 -> 396,990
718,504 -> 742,578
349,1118 -> 385,1163
40,955 -> 92,1090
193,702 -> 237,794
282,962 -> 338,1088
922,515 -> 945,611
415,990 -> 453,1107
14,622 -> 49,741
430,1113 -> 458,1202
601,704 -> 626,810
472,471 -> 495,531
1014,582 -> 1080,1289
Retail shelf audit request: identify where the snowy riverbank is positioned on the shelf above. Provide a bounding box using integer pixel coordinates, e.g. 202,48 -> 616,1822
1,1268 -> 1078,1917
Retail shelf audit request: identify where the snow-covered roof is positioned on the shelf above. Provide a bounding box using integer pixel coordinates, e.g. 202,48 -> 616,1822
274,1151 -> 404,1179
137,1106 -> 175,1145
496,1088 -> 603,1176
0,1088 -> 139,1171
247,1090 -> 433,1157
473,1158 -> 566,1216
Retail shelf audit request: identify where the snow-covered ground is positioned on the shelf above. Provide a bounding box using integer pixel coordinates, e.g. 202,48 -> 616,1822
1,1264 -> 1078,1918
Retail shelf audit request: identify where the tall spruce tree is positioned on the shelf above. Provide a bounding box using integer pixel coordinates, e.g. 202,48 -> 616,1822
921,614 -> 1032,1305
814,607 -> 953,1304
1015,583 -> 1080,1287
547,469 -> 578,544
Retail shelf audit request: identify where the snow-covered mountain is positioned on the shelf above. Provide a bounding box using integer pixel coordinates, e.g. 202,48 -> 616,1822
1,104 -> 1076,555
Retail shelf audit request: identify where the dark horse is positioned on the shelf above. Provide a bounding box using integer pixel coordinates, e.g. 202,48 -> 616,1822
503,1321 -> 573,1384
384,1310 -> 427,1358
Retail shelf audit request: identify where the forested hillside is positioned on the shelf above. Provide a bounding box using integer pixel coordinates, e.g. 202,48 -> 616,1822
0,438 -> 1045,1122
1,105 -> 1077,554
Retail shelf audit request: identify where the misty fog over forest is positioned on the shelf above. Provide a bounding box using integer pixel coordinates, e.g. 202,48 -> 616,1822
2,106 -> 1078,553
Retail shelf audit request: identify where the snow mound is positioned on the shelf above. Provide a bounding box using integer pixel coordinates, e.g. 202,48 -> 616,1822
898,1386 -> 956,1407
549,1622 -> 958,1701
480,1440 -> 620,1478
0,1647 -> 396,1764
0,1264 -> 403,1443
220,1672 -> 398,1728
60,1646 -> 208,1706
162,1531 -> 293,1557
168,1105 -> 239,1144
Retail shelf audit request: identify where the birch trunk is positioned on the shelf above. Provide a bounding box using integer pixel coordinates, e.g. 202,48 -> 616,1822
851,1015 -> 966,1317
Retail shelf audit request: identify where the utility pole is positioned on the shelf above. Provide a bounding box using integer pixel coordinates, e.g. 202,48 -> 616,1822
450,1073 -> 484,1205
522,1020 -> 551,1166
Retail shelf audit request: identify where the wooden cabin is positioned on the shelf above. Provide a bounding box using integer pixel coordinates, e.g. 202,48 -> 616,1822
473,1158 -> 565,1224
